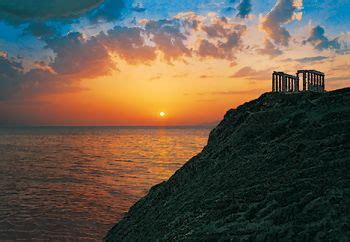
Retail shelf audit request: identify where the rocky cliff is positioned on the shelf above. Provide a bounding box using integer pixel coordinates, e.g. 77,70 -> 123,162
105,88 -> 350,241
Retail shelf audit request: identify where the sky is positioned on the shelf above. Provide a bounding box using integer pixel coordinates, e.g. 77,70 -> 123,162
0,0 -> 349,126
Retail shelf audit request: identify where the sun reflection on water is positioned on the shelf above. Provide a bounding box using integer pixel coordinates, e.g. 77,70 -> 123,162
0,127 -> 210,240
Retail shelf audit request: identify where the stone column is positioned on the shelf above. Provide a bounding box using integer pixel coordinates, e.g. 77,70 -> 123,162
322,74 -> 325,91
314,74 -> 317,92
305,72 -> 308,91
279,75 -> 282,92
272,73 -> 275,92
314,73 -> 317,91
282,74 -> 286,92
302,72 -> 306,91
293,77 -> 296,91
311,73 -> 314,91
292,77 -> 295,92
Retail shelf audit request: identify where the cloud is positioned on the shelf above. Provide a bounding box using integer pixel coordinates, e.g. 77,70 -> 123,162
0,55 -> 83,100
149,74 -> 162,81
230,66 -> 270,80
199,74 -> 218,79
88,0 -> 127,23
0,56 -> 23,100
46,32 -> 116,78
293,56 -> 329,63
260,0 -> 303,46
198,39 -> 223,58
0,0 -> 104,21
327,76 -> 350,82
127,14 -> 246,62
132,3 -> 146,13
303,25 -> 341,50
236,0 -> 252,18
0,0 -> 129,34
195,88 -> 263,96
194,16 -> 247,59
210,88 -> 263,95
144,19 -> 191,62
0,31 -> 117,100
0,13 -> 249,101
201,17 -> 230,38
256,39 -> 283,57
23,22 -> 57,38
98,26 -> 157,64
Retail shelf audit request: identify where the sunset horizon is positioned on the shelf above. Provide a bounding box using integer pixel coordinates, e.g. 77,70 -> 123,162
0,0 -> 349,126
0,0 -> 349,240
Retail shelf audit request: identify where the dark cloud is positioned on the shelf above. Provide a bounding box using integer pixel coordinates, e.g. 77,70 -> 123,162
223,0 -> 237,13
23,22 -> 57,38
236,0 -> 252,18
88,0 -> 127,23
260,0 -> 302,46
131,3 -> 146,12
0,57 -> 23,100
0,0 -> 129,36
303,26 -> 341,50
0,0 -> 104,21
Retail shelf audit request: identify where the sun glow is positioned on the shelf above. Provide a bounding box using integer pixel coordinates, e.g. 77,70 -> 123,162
159,111 -> 165,117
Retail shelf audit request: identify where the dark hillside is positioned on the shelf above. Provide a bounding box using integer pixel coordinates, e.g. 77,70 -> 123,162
105,88 -> 350,241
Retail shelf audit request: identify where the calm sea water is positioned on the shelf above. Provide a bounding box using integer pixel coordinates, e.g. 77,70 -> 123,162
0,127 -> 211,241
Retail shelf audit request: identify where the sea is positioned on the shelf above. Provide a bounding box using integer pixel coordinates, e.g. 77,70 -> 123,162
0,126 -> 211,240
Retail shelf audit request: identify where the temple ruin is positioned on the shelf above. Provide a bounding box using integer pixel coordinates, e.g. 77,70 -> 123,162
272,70 -> 325,93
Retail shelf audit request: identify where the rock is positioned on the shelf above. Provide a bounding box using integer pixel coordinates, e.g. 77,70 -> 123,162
104,88 -> 350,241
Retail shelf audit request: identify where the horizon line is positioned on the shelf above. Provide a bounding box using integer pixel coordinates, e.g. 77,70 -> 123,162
0,124 -> 217,128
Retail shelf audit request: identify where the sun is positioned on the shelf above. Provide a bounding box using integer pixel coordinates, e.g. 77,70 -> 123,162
159,111 -> 165,117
